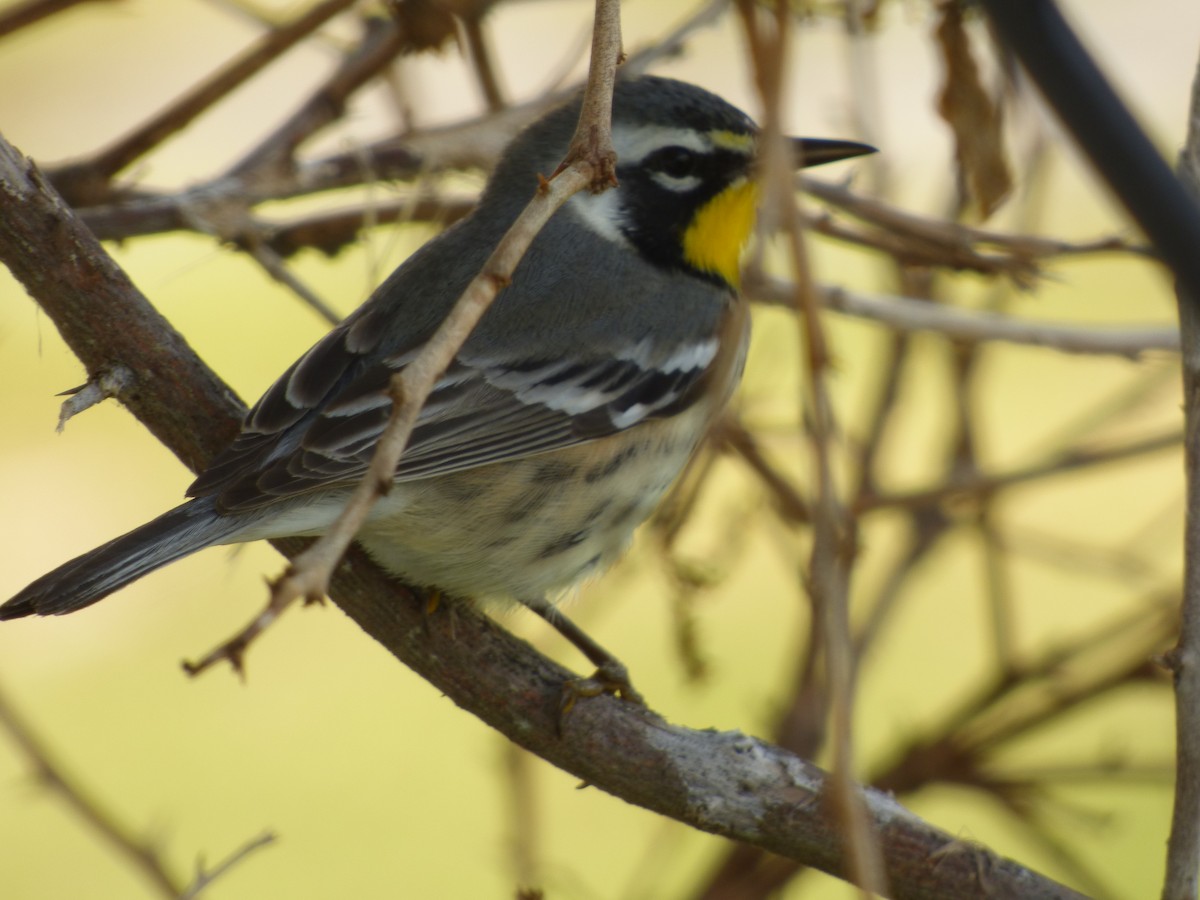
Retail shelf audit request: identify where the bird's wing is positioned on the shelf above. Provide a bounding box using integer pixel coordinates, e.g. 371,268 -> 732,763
188,319 -> 719,514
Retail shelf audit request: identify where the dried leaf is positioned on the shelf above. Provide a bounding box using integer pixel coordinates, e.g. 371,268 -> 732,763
934,3 -> 1013,218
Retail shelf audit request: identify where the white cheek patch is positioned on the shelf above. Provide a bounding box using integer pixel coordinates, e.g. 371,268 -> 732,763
568,187 -> 631,248
569,126 -> 712,244
566,124 -> 752,243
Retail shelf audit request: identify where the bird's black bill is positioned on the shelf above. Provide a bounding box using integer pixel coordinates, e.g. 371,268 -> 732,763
791,137 -> 877,169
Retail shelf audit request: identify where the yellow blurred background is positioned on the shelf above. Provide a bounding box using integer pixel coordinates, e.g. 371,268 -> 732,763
0,1 -> 1196,898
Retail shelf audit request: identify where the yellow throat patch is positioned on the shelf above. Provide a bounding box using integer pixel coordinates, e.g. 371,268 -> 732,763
682,177 -> 760,289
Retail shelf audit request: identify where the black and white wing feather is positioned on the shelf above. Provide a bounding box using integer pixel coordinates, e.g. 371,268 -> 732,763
188,319 -> 719,514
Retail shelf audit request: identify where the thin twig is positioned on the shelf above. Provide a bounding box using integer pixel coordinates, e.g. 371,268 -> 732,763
461,11 -> 506,112
47,0 -> 360,201
1162,46 -> 1200,900
737,0 -> 886,894
712,415 -> 810,525
184,0 -> 623,677
805,177 -> 1153,263
855,428 -> 1180,514
177,831 -> 278,900
241,239 -> 342,325
502,744 -> 541,890
0,684 -> 183,898
227,13 -> 419,179
748,274 -> 1180,358
0,0 -> 116,40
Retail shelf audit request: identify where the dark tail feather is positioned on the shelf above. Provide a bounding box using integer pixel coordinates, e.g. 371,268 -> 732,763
1,498 -> 237,619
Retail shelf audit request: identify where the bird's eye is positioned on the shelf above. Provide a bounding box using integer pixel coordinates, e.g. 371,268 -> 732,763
649,146 -> 701,180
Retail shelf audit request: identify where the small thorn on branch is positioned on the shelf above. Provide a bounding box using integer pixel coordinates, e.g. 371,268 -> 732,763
56,366 -> 135,432
1158,647 -> 1189,678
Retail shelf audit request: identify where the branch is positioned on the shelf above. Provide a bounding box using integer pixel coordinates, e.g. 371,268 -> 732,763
0,135 -> 243,473
979,0 -> 1200,316
0,684 -> 182,898
45,0 -> 727,255
0,0 -> 116,39
46,0 -> 362,203
736,0 -> 885,893
746,273 -> 1180,359
182,0 -> 623,676
177,831 -> 277,900
806,177 -> 1149,258
1163,44 -> 1200,900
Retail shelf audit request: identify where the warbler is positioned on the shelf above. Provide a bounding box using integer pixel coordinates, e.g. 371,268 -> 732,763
1,77 -> 872,645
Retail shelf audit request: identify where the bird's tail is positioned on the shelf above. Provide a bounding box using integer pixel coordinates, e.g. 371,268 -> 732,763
1,498 -> 239,619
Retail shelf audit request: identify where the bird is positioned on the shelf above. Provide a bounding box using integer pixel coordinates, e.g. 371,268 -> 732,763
1,76 -> 872,681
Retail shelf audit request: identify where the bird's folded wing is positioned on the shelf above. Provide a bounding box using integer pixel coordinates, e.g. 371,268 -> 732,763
188,324 -> 717,514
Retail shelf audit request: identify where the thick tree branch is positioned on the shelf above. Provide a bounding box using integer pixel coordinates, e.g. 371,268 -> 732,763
0,137 -> 242,473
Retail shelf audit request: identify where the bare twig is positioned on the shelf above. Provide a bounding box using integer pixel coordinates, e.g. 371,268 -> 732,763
502,744 -> 541,890
737,0 -> 886,894
227,13 -> 424,179
0,0 -> 117,39
1162,47 -> 1200,900
47,0 -> 727,252
747,273 -> 1180,358
461,11 -> 506,112
0,143 -> 243,472
712,415 -> 810,525
855,428 -> 1180,514
47,0 -> 360,203
805,177 -> 1152,264
240,239 -> 342,325
619,0 -> 728,80
184,0 -> 623,677
177,831 -> 278,900
0,684 -> 183,898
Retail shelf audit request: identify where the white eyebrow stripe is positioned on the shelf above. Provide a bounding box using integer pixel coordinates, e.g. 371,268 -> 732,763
612,124 -> 710,163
